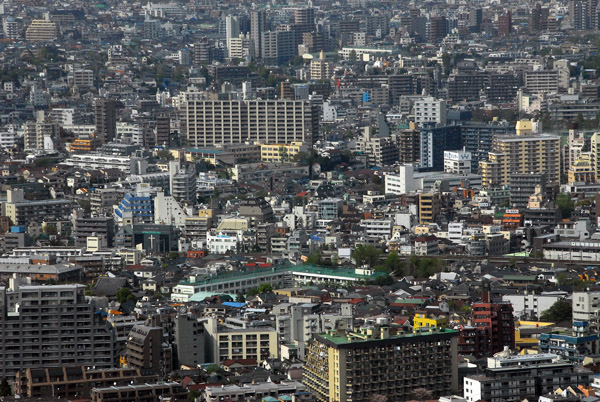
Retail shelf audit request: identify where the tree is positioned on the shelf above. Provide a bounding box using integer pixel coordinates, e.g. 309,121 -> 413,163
384,252 -> 403,274
258,283 -> 273,293
205,364 -> 221,374
409,388 -> 433,401
556,272 -> 568,286
351,245 -> 381,267
441,52 -> 451,75
188,390 -> 201,402
157,149 -> 174,161
540,299 -> 572,322
116,287 -> 137,303
305,251 -> 322,265
77,199 -> 92,215
556,193 -> 575,219
169,251 -> 180,260
0,378 -> 11,396
349,49 -> 357,61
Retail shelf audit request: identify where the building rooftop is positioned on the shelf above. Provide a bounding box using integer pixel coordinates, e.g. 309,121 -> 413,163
317,327 -> 458,346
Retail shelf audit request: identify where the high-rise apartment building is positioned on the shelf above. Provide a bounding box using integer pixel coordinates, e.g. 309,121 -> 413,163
250,10 -> 267,59
262,30 -> 296,65
428,16 -> 448,42
419,125 -> 462,170
94,98 -> 117,144
497,11 -> 512,36
155,113 -> 171,146
182,100 -> 318,147
310,51 -> 332,80
530,4 -> 550,32
303,327 -> 458,402
479,132 -> 560,188
225,15 -> 240,58
418,192 -> 441,224
569,0 -> 587,30
23,118 -> 59,151
0,282 -> 116,379
468,285 -> 515,355
589,132 -> 600,178
125,324 -> 172,376
413,97 -> 447,126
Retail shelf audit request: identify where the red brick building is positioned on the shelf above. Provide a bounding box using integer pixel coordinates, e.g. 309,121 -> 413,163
458,285 -> 515,357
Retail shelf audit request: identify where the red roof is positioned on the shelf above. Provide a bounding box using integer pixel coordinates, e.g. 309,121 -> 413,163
348,298 -> 364,304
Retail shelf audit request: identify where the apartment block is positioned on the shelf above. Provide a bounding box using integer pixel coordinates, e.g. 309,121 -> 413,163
205,317 -> 279,363
573,291 -> 600,331
3,189 -> 73,226
182,100 -> 318,147
15,367 -> 157,399
72,213 -> 115,248
413,97 -> 447,125
25,18 -> 58,41
418,193 -> 441,224
480,134 -> 560,187
125,324 -> 172,376
303,327 -> 458,402
470,287 -> 515,355
0,283 -> 116,379
464,353 -> 592,402
275,304 -> 353,360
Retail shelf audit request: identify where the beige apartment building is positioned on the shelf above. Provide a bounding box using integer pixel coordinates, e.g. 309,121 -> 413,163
181,100 -> 319,147
25,18 -> 58,41
205,317 -> 279,363
480,133 -> 560,187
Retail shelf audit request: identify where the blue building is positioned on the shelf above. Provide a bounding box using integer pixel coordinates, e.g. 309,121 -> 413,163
114,184 -> 155,224
538,322 -> 600,362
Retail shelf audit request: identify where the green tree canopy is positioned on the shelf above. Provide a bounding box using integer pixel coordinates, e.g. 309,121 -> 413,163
540,299 -> 572,322
0,378 -> 11,396
116,287 -> 137,303
556,193 -> 574,219
305,251 -> 322,265
352,245 -> 381,267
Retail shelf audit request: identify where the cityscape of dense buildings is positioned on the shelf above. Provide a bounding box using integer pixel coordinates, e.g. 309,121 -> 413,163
5,0 -> 600,401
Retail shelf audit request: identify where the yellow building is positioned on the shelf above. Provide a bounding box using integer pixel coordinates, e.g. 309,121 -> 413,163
260,142 -> 308,163
568,154 -> 596,185
69,136 -> 100,153
418,193 -> 441,224
413,312 -> 448,330
480,133 -> 560,187
310,50 -> 332,81
515,120 -> 535,135
589,133 -> 600,179
514,320 -> 554,350
25,18 -> 58,41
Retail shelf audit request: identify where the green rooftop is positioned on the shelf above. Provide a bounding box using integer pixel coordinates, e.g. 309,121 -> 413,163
179,265 -> 383,287
318,328 -> 458,346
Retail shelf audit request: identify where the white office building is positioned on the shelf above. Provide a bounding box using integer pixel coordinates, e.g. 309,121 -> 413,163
444,150 -> 472,175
